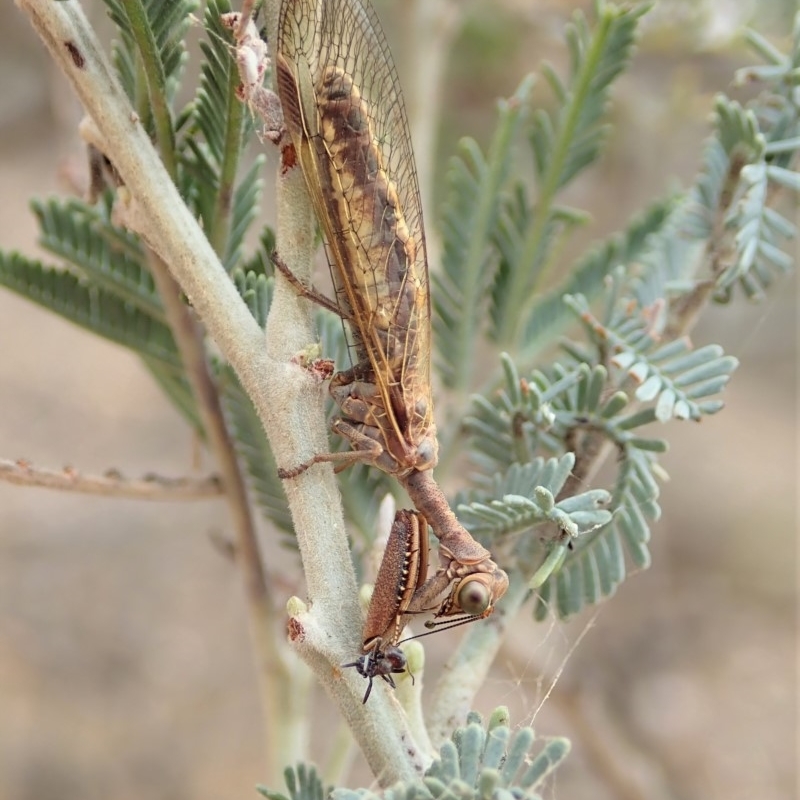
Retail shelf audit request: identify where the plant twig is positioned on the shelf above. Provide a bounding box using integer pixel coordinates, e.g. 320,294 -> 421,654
0,458 -> 223,499
144,250 -> 293,777
14,0 -> 314,779
426,571 -> 528,747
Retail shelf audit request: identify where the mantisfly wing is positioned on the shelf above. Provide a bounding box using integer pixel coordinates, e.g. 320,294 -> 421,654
276,0 -> 435,474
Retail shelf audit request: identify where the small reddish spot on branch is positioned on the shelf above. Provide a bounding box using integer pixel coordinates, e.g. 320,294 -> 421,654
291,352 -> 335,382
65,41 -> 85,69
287,617 -> 305,642
310,358 -> 335,381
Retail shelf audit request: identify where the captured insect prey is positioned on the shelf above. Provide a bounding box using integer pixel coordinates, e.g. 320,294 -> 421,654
342,645 -> 408,705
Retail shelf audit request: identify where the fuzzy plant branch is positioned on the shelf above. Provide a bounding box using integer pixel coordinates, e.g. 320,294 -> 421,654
15,0 -> 306,778
17,0 -> 429,782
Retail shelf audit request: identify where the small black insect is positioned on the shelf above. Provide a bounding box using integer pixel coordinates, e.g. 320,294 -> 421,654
343,644 -> 410,704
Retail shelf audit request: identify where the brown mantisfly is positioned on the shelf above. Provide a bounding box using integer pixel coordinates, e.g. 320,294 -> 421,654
267,0 -> 508,649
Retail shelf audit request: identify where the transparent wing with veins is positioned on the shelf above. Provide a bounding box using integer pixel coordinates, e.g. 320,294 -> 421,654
276,0 -> 433,473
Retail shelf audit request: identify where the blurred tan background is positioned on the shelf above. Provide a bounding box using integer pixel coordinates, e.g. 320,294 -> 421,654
0,1 -> 796,799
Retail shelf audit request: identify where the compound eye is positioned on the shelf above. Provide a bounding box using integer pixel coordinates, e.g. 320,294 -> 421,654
455,577 -> 491,616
